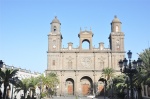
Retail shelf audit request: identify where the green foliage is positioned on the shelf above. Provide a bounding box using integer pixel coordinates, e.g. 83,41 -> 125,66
0,68 -> 18,99
37,72 -> 59,98
29,77 -> 39,95
15,78 -> 35,99
134,48 -> 150,86
41,92 -> 47,98
102,67 -> 114,80
107,75 -> 126,99
145,77 -> 150,86
131,48 -> 150,99
138,48 -> 150,70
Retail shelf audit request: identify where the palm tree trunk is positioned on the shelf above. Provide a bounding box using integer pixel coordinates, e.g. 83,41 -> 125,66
24,91 -> 26,99
138,86 -> 143,99
3,85 -> 7,99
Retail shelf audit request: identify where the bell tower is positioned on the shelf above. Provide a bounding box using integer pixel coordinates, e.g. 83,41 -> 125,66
48,16 -> 63,52
109,16 -> 124,52
78,29 -> 93,50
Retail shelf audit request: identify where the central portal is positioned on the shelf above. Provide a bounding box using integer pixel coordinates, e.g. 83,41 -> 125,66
80,76 -> 93,96
66,78 -> 74,95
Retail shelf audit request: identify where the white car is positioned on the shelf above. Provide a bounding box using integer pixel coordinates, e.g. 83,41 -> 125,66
87,95 -> 95,99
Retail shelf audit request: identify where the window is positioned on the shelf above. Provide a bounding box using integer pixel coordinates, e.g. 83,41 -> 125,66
116,40 -> 120,50
116,26 -> 119,32
53,60 -> 55,66
54,26 -> 57,32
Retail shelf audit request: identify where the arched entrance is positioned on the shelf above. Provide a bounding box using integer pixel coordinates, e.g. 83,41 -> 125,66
98,78 -> 107,96
80,76 -> 93,96
66,78 -> 74,95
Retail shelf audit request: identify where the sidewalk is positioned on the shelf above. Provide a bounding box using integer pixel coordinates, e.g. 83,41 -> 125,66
49,96 -> 109,99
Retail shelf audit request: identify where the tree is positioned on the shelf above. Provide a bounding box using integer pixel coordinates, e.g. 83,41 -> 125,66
102,67 -> 114,80
0,69 -> 18,99
15,78 -> 34,99
29,77 -> 39,98
112,75 -> 127,99
134,48 -> 150,99
37,72 -> 59,98
137,48 -> 150,85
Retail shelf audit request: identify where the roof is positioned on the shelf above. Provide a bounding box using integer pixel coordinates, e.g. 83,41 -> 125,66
112,15 -> 120,23
51,16 -> 60,24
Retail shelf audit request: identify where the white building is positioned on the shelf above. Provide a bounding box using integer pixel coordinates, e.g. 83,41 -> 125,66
0,63 -> 41,99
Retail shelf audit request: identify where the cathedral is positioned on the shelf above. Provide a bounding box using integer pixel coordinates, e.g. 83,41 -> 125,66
46,16 -> 125,96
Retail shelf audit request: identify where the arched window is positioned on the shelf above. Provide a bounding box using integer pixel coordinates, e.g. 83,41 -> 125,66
54,26 -> 57,32
116,25 -> 119,32
82,39 -> 90,49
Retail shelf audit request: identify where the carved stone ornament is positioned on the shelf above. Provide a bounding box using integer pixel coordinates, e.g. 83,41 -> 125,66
80,57 -> 92,68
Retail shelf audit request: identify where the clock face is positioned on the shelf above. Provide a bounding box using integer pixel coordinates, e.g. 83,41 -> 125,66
53,45 -> 56,48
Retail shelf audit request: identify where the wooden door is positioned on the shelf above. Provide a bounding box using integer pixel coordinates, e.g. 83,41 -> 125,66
99,85 -> 104,92
68,85 -> 73,95
82,84 -> 90,95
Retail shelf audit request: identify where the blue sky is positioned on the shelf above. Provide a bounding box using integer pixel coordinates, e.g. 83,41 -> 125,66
0,0 -> 150,73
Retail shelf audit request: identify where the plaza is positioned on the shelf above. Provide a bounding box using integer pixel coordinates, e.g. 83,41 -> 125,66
47,96 -> 109,99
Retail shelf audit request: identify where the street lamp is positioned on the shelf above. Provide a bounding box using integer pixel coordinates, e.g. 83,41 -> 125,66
40,79 -> 42,99
119,50 -> 142,99
0,60 -> 3,90
0,60 -> 3,70
110,79 -> 113,99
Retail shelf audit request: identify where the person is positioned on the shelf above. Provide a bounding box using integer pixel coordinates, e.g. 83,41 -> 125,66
21,94 -> 24,99
14,95 -> 17,99
27,93 -> 31,99
0,90 -> 2,99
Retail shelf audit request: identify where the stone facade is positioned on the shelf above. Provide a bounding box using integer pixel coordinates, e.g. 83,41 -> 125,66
46,16 -> 125,96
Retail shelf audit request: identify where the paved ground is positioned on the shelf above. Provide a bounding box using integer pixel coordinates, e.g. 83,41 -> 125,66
50,96 -> 109,99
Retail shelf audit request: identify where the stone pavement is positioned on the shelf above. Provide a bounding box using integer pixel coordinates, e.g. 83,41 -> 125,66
49,96 -> 109,99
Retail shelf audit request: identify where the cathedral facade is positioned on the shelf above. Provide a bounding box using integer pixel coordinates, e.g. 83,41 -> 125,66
46,16 -> 125,96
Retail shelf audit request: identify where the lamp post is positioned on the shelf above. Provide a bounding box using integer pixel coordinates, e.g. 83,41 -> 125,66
110,79 -> 113,99
103,79 -> 107,99
0,60 -> 3,99
0,60 -> 3,70
40,79 -> 42,99
0,60 -> 3,86
119,50 -> 142,99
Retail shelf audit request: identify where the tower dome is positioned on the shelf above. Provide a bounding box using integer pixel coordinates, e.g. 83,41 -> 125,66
51,16 -> 60,24
112,15 -> 120,23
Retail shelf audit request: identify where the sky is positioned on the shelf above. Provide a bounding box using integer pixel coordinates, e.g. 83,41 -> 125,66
0,0 -> 150,73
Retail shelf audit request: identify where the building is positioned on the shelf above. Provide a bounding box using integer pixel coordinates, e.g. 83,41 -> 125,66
0,63 -> 41,99
46,16 -> 125,96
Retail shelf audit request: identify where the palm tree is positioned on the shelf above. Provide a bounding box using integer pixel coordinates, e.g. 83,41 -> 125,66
138,48 -> 150,84
15,78 -> 34,99
134,48 -> 150,99
29,77 -> 38,99
112,75 -> 127,99
102,67 -> 114,80
37,72 -> 59,98
0,68 -> 18,99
